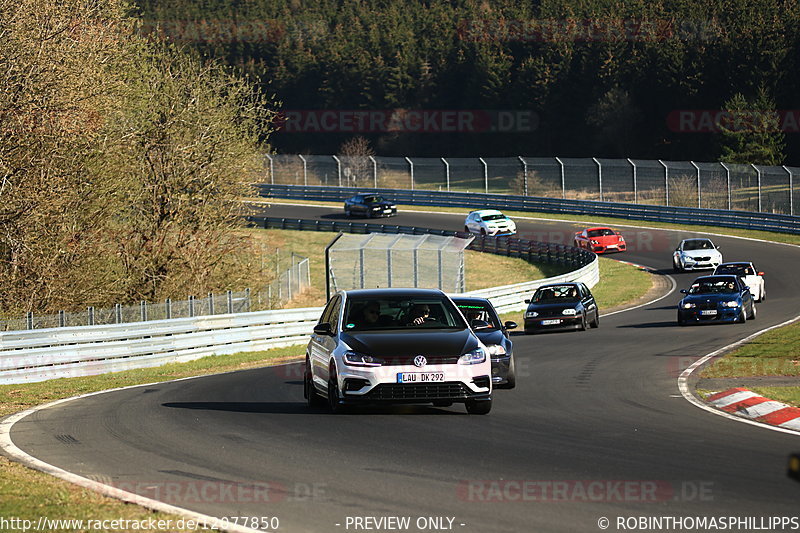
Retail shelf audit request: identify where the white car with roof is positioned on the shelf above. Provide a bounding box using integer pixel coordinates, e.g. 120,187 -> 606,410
464,209 -> 516,236
672,238 -> 723,272
714,262 -> 766,302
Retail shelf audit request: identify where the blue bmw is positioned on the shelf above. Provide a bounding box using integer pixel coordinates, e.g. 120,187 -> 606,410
677,275 -> 756,326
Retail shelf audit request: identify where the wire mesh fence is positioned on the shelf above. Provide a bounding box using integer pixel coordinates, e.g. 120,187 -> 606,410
266,155 -> 800,215
0,256 -> 311,332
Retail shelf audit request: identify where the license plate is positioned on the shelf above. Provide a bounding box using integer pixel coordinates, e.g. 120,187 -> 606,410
541,319 -> 562,325
701,310 -> 717,316
397,372 -> 445,383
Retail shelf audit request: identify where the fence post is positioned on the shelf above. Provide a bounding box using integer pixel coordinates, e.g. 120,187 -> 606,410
208,292 -> 214,315
265,154 -> 274,185
332,155 -> 342,187
369,155 -> 377,188
479,157 -> 488,194
26,311 -> 33,330
783,166 -> 794,215
166,298 -> 172,319
658,160 -> 669,206
227,290 -> 233,313
752,164 -> 762,212
245,288 -> 251,312
405,157 -> 414,190
442,157 -> 450,191
115,303 -> 122,324
627,158 -> 637,204
298,154 -> 308,186
691,161 -> 701,208
189,295 -> 195,318
720,162 -> 732,210
59,310 -> 65,328
518,156 -> 527,196
555,157 -> 565,199
140,301 -> 147,322
592,157 -> 603,201
87,306 -> 94,326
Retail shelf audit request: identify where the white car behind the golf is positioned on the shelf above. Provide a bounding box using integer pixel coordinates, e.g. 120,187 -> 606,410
714,261 -> 766,302
673,238 -> 723,272
464,210 -> 516,236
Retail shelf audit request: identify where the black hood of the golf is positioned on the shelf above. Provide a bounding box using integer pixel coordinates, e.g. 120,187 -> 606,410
340,328 -> 478,359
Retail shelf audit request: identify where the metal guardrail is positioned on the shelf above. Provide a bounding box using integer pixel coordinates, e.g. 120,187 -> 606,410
0,217 -> 597,384
256,184 -> 800,235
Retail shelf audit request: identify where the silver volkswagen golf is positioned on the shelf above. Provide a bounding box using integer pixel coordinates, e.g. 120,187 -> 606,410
304,288 -> 493,414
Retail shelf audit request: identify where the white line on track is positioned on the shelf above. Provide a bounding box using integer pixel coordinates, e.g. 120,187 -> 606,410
0,363 -> 300,533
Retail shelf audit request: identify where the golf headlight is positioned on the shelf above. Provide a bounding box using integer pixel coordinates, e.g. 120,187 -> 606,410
343,351 -> 382,367
458,348 -> 486,365
722,301 -> 740,308
562,308 -> 577,316
682,302 -> 696,309
485,344 -> 506,356
525,311 -> 539,318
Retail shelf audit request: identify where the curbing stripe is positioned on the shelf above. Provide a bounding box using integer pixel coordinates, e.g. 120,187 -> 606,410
709,390 -> 760,408
761,407 -> 800,426
706,387 -> 748,403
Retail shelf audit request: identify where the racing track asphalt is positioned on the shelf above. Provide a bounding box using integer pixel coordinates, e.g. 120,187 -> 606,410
7,204 -> 800,532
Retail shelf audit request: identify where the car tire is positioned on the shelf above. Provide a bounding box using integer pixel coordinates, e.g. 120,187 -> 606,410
673,258 -> 682,273
480,228 -> 486,236
737,309 -> 747,324
464,226 -> 470,233
503,357 -> 516,389
432,400 -> 453,407
304,356 -> 324,408
579,314 -> 587,331
749,302 -> 757,320
759,286 -> 766,302
590,311 -> 600,328
327,365 -> 345,414
344,207 -> 351,217
465,398 -> 492,415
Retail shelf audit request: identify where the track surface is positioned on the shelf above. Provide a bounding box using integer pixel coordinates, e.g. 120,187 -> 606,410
10,205 -> 800,532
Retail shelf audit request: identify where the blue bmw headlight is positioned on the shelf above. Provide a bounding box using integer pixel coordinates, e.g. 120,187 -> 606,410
722,300 -> 740,308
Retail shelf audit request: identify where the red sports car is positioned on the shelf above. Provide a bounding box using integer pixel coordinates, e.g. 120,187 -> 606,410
573,227 -> 626,254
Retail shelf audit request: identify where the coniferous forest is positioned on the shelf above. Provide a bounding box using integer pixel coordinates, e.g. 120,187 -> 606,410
136,0 -> 800,163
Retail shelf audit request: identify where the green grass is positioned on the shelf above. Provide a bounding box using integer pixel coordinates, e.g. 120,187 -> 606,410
751,387 -> 800,408
699,321 -> 800,379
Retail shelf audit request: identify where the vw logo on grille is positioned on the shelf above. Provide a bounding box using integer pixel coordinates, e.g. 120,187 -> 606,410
413,355 -> 427,368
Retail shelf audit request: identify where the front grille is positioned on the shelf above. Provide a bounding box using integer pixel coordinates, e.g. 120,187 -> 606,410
694,256 -> 711,261
381,356 -> 460,366
363,382 -> 474,400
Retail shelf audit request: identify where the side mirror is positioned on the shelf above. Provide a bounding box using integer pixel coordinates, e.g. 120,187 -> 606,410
504,321 -> 518,330
313,323 -> 333,336
524,299 -> 531,304
471,319 -> 491,331
680,289 -> 689,294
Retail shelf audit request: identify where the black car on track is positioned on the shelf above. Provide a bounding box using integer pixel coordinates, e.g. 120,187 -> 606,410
523,282 -> 600,334
451,296 -> 517,389
343,193 -> 397,218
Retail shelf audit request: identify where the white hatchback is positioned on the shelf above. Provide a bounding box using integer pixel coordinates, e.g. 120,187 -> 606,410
464,209 -> 516,236
714,262 -> 766,302
305,288 -> 493,414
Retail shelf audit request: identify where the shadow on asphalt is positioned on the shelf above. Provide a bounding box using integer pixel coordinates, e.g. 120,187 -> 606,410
161,402 -> 466,415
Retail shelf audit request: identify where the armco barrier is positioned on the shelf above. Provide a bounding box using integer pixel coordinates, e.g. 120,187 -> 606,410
256,184 -> 800,235
0,218 -> 597,384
